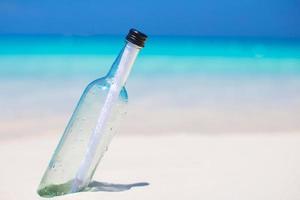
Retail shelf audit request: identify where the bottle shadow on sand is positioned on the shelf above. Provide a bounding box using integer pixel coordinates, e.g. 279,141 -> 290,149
83,181 -> 150,192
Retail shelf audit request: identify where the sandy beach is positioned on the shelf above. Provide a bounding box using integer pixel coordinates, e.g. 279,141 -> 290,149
1,133 -> 300,199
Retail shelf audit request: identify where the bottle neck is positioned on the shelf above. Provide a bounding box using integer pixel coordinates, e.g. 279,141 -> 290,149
105,41 -> 141,86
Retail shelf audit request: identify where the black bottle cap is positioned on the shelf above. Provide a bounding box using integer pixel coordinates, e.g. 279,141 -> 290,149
126,28 -> 147,48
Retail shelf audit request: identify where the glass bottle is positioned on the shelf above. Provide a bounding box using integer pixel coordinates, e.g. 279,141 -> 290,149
37,29 -> 147,197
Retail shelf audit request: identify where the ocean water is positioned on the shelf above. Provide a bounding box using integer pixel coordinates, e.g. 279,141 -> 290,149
0,35 -> 300,77
1,35 -> 300,136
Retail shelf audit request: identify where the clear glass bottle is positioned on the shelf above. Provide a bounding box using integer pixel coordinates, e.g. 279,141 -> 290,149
37,29 -> 147,197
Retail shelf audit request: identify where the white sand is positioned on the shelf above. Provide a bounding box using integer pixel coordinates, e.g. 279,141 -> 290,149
1,133 -> 300,200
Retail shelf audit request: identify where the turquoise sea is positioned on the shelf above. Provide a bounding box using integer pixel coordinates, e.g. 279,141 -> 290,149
1,35 -> 300,136
0,36 -> 300,78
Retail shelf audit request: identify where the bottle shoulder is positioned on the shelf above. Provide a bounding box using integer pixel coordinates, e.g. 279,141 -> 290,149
87,77 -> 109,89
85,78 -> 128,101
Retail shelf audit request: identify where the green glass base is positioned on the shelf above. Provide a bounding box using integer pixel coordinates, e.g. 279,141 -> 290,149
37,180 -> 74,198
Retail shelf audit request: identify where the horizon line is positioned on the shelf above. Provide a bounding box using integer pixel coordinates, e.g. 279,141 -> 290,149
0,33 -> 300,41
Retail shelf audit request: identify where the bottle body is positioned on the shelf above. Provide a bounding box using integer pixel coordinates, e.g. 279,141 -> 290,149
38,78 -> 128,197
